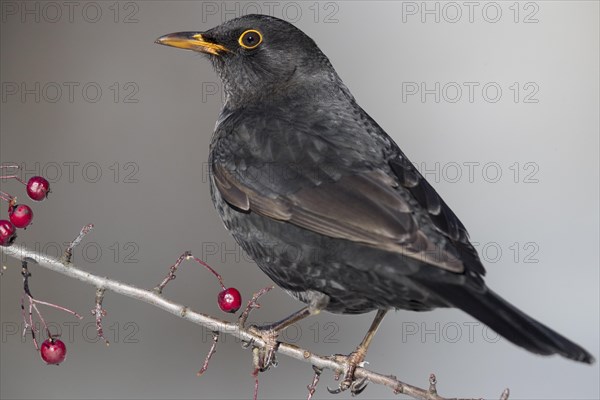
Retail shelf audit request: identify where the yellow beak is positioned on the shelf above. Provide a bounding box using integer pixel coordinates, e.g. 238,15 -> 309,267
155,32 -> 228,55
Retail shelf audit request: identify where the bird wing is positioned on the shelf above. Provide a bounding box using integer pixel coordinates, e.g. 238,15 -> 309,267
388,155 -> 486,276
212,161 -> 466,273
389,156 -> 468,243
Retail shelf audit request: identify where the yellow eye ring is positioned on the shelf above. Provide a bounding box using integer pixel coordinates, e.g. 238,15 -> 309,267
238,30 -> 263,49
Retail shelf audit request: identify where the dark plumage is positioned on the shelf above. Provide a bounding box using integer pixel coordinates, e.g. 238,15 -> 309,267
156,14 -> 594,364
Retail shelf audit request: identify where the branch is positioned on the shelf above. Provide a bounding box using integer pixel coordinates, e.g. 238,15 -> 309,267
1,244 -> 508,400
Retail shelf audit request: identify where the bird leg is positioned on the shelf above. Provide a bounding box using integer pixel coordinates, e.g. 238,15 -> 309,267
329,309 -> 388,396
248,292 -> 329,371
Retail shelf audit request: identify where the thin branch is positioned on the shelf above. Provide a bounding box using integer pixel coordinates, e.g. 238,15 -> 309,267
21,294 -> 38,349
197,332 -> 219,377
91,287 -> 109,345
154,252 -> 227,294
0,164 -> 27,186
252,348 -> 261,400
307,366 -> 323,400
238,285 -> 274,328
1,244 -> 508,400
63,224 -> 94,263
19,260 -> 83,349
0,190 -> 14,203
154,251 -> 191,294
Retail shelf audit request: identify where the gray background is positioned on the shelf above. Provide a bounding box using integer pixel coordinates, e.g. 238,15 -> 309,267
1,1 -> 598,399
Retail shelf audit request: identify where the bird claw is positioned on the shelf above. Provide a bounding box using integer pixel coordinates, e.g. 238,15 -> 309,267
248,325 -> 280,371
263,349 -> 278,370
350,377 -> 369,396
327,351 -> 370,396
327,377 -> 368,396
327,385 -> 342,395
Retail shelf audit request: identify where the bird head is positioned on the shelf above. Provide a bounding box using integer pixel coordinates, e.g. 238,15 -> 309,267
156,14 -> 342,106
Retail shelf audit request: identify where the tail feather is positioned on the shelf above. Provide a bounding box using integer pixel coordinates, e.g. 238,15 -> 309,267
420,282 -> 595,364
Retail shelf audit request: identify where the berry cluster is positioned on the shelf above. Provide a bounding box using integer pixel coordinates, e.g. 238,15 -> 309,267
0,167 -> 50,246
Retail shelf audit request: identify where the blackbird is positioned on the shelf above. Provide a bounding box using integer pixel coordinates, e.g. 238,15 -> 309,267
156,14 -> 594,392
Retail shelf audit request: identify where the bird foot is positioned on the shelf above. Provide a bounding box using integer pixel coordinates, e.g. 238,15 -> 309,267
248,325 -> 280,372
327,350 -> 369,396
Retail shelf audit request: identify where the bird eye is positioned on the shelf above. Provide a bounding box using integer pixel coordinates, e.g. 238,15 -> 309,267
238,30 -> 262,49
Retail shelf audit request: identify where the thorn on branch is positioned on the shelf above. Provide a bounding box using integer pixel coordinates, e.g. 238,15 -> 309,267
63,224 -> 94,263
197,332 -> 219,377
91,287 -> 109,345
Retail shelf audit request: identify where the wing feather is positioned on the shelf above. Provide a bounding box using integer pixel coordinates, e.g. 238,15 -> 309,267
213,163 -> 464,272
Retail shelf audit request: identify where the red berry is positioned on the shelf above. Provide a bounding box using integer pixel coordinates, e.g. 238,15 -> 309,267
217,287 -> 242,313
9,204 -> 33,229
26,176 -> 50,201
40,338 -> 67,365
0,220 -> 17,247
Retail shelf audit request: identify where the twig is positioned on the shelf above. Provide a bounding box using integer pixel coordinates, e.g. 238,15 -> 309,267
429,374 -> 439,396
307,366 -> 323,400
0,190 -> 14,203
21,294 -> 38,349
19,260 -> 83,349
63,224 -> 94,263
237,284 -> 278,384
91,287 -> 109,345
154,252 -> 226,294
238,285 -> 274,328
197,332 -> 219,377
252,348 -> 261,400
154,251 -> 191,293
0,164 -> 27,186
2,244 -> 509,400
190,255 -> 226,289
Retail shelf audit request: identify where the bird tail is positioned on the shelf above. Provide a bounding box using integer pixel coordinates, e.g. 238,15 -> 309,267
418,281 -> 595,364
